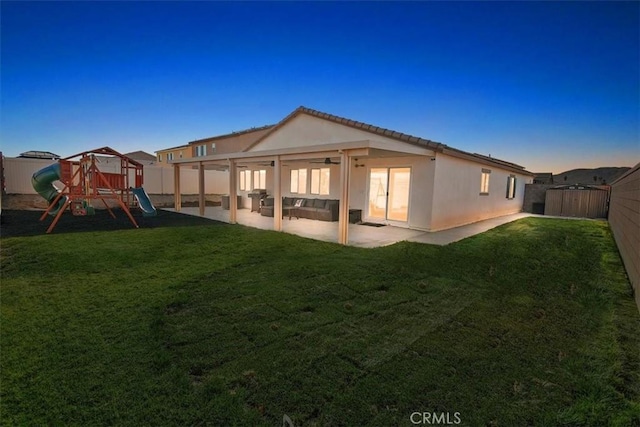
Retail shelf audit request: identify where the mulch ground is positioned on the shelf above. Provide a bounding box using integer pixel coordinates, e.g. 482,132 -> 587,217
0,209 -> 221,238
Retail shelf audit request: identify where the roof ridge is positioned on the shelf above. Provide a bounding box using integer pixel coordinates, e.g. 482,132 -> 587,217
238,105 -> 531,174
188,124 -> 276,145
295,106 -> 446,151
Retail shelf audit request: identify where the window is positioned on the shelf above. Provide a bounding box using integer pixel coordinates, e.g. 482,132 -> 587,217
158,154 -> 162,162
480,169 -> 491,194
290,168 -> 307,194
310,168 -> 330,195
195,145 -> 206,157
253,169 -> 266,190
167,153 -> 174,161
506,175 -> 517,199
211,143 -> 216,153
239,170 -> 252,191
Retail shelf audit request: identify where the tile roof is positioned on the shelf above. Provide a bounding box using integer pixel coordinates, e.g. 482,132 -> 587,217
124,151 -> 157,161
262,106 -> 446,152
245,106 -> 530,173
155,144 -> 190,153
187,124 -> 275,145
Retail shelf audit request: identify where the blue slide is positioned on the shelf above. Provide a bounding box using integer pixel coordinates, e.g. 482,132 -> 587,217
131,187 -> 157,217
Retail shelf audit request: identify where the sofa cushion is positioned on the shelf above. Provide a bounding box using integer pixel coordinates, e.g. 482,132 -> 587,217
313,198 -> 326,208
326,199 -> 338,209
303,199 -> 315,207
283,197 -> 295,206
264,198 -> 274,207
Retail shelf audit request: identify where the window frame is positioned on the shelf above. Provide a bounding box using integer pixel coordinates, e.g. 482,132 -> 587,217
290,168 -> 308,194
506,175 -> 517,199
480,169 -> 491,195
239,170 -> 252,191
310,167 -> 330,195
253,169 -> 266,190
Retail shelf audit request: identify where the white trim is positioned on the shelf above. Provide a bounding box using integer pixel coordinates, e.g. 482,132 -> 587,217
169,140 -> 433,165
364,165 -> 412,226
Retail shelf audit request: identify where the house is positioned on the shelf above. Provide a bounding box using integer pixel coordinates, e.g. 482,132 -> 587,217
156,126 -> 274,167
124,151 -> 157,164
189,125 -> 274,158
155,144 -> 191,166
18,151 -> 61,160
168,106 -> 534,244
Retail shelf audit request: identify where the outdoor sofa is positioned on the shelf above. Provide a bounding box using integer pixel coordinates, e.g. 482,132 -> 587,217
260,197 -> 339,221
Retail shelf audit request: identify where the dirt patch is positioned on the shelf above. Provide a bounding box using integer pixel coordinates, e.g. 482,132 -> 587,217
0,208 -> 222,238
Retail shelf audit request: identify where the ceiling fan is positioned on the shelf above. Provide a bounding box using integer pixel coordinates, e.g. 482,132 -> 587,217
256,160 -> 290,167
310,157 -> 340,165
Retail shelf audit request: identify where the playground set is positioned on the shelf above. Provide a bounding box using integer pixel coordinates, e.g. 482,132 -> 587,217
32,147 -> 157,233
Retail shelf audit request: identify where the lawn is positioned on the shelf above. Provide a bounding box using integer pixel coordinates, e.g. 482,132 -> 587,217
1,213 -> 639,426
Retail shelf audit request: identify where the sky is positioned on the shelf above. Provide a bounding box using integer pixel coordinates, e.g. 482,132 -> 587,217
1,1 -> 638,174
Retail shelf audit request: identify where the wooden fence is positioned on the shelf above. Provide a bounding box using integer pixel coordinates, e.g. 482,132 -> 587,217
544,186 -> 609,218
608,163 -> 640,311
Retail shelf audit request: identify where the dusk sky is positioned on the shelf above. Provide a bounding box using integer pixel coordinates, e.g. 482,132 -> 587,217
1,1 -> 638,174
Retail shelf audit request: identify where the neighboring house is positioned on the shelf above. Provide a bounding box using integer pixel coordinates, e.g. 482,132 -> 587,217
156,126 -> 274,167
125,151 -> 157,164
155,144 -> 191,167
189,124 -> 274,158
168,106 -> 534,244
18,151 -> 61,160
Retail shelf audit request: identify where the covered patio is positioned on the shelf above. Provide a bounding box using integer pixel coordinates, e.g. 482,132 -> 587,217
170,139 -> 434,246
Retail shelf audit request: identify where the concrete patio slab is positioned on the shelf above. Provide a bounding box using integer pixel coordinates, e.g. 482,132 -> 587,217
164,207 -> 535,248
407,213 -> 534,245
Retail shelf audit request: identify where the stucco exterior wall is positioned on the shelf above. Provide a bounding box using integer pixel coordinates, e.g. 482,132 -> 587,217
3,156 -> 228,202
430,154 -> 531,231
247,114 -> 407,151
156,146 -> 191,166
279,161 -> 342,198
235,162 -> 343,208
193,127 -> 274,158
349,156 -> 434,230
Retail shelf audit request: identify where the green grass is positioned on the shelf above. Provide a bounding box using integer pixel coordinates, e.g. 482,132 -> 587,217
1,218 -> 639,426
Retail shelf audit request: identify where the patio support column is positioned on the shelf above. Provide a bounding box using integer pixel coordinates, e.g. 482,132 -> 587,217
173,164 -> 181,212
338,151 -> 351,245
228,159 -> 237,224
273,156 -> 282,231
198,162 -> 205,216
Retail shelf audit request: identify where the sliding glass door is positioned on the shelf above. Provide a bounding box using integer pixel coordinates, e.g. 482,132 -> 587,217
368,167 -> 410,222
